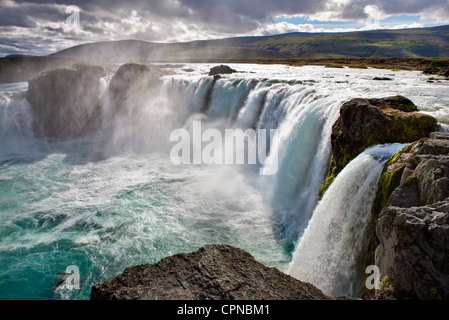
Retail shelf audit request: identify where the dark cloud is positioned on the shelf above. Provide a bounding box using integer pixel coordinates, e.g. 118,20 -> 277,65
1,0 -> 448,56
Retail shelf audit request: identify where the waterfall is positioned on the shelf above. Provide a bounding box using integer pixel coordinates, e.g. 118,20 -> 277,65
0,83 -> 36,160
254,85 -> 340,248
2,64 -> 447,299
287,143 -> 407,297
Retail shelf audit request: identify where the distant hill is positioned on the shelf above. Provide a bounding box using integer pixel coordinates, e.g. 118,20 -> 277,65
50,25 -> 449,63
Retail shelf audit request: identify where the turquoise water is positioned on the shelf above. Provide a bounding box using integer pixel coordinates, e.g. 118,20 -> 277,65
1,64 -> 448,299
0,138 -> 289,299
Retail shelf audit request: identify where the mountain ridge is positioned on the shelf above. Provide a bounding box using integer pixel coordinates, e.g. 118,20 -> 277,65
49,25 -> 449,62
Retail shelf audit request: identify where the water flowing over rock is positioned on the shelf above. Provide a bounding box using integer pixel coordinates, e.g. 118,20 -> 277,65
91,244 -> 331,300
26,63 -> 106,139
373,132 -> 449,299
319,96 -> 437,196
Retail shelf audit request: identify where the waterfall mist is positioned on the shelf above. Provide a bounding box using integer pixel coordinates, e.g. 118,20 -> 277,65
0,63 -> 447,299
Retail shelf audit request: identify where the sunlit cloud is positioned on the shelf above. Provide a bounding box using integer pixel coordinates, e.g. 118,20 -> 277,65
0,0 -> 448,56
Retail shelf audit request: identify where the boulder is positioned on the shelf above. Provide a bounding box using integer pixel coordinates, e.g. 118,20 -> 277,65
319,96 -> 437,196
208,65 -> 237,76
26,63 -> 106,139
109,63 -> 163,116
91,244 -> 331,300
373,132 -> 449,299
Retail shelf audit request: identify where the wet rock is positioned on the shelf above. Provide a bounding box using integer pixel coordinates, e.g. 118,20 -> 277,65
26,63 -> 106,139
208,65 -> 237,76
91,244 -> 331,300
372,77 -> 393,81
109,63 -> 163,116
319,96 -> 437,196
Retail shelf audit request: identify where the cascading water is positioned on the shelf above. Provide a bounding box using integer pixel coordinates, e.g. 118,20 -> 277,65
0,64 -> 448,300
286,143 -> 407,297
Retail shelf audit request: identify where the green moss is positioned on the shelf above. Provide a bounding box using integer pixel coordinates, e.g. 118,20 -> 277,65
430,287 -> 438,296
379,275 -> 393,290
372,141 -> 418,215
318,156 -> 338,198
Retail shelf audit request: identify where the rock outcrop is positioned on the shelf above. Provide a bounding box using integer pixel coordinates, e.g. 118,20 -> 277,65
91,244 -> 332,300
109,63 -> 163,116
319,96 -> 437,196
26,63 -> 106,139
208,65 -> 237,76
372,132 -> 449,299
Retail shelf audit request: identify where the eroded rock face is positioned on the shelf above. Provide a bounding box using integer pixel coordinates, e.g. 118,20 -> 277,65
91,244 -> 331,300
374,132 -> 449,299
26,63 -> 106,139
109,63 -> 163,116
319,96 -> 437,196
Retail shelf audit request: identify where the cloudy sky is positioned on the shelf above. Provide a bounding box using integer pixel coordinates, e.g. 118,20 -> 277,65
1,0 -> 449,56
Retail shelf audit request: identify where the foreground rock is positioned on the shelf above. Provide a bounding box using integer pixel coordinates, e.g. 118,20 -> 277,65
26,63 -> 106,139
208,65 -> 237,76
373,132 -> 449,299
91,244 -> 331,300
319,96 -> 437,196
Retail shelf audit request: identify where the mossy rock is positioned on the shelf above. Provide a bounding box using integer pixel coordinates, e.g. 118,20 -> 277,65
318,96 -> 437,197
371,142 -> 418,215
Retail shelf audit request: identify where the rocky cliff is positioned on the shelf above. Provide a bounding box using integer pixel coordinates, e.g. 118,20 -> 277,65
373,132 -> 449,299
91,244 -> 332,300
319,95 -> 437,196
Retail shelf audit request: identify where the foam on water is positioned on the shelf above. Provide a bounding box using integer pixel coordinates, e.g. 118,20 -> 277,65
0,64 -> 448,299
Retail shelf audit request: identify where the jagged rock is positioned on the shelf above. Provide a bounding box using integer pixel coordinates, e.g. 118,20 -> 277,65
375,201 -> 449,299
90,244 -> 332,300
319,96 -> 437,196
26,63 -> 106,139
373,132 -> 449,299
208,65 -> 237,76
109,63 -> 163,116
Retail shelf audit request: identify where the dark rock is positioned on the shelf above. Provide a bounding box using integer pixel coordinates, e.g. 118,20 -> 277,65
208,65 -> 237,76
109,63 -> 163,116
91,244 -> 331,300
423,67 -> 440,75
372,77 -> 393,81
26,63 -> 106,139
319,96 -> 437,196
373,134 -> 449,213
375,201 -> 449,299
373,132 -> 449,299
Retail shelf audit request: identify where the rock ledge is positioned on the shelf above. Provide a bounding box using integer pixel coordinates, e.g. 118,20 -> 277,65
91,244 -> 331,300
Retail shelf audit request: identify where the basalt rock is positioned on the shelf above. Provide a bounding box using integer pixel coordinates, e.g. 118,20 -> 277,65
319,96 -> 437,197
109,62 -> 163,116
372,132 -> 449,299
208,65 -> 237,76
26,63 -> 106,139
91,244 -> 332,300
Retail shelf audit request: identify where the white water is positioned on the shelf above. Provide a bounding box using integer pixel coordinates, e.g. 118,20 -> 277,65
287,143 -> 407,297
0,64 -> 448,299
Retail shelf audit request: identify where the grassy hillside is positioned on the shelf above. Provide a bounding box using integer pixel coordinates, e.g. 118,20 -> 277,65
49,25 -> 449,62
